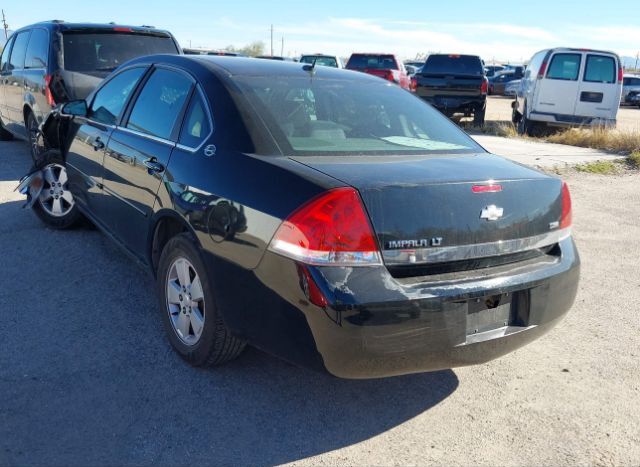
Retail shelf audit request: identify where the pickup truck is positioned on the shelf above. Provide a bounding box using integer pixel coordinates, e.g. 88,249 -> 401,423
413,54 -> 488,126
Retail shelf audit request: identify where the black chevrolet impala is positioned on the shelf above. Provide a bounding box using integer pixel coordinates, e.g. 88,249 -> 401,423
27,55 -> 579,378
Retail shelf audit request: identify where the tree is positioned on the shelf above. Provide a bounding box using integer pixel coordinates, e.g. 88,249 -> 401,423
225,41 -> 266,57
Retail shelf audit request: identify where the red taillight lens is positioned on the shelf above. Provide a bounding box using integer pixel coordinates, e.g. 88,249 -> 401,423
560,182 -> 572,229
618,64 -> 624,83
480,78 -> 488,95
410,76 -> 417,93
113,27 -> 133,32
472,184 -> 502,193
44,75 -> 56,106
296,264 -> 328,308
269,187 -> 381,266
538,60 -> 548,79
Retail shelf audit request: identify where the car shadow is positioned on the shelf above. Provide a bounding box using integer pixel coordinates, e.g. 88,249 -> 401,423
0,198 -> 459,466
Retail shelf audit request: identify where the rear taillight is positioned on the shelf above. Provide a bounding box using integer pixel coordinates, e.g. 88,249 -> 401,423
560,182 -> 572,229
618,64 -> 624,83
480,78 -> 488,95
44,75 -> 56,106
538,59 -> 548,79
410,76 -> 417,93
268,187 -> 381,266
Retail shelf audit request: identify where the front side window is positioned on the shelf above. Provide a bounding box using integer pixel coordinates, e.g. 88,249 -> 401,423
546,53 -> 581,81
0,35 -> 15,72
127,68 -> 192,140
584,55 -> 616,84
236,77 -> 482,156
8,31 -> 31,71
25,29 -> 49,69
179,91 -> 212,148
89,67 -> 146,125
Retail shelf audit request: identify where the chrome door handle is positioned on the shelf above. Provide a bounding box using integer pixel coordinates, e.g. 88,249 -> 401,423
143,158 -> 165,174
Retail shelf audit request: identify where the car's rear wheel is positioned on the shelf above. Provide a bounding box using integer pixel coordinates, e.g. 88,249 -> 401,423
157,233 -> 246,367
473,106 -> 486,127
0,118 -> 13,141
26,111 -> 44,162
31,150 -> 83,229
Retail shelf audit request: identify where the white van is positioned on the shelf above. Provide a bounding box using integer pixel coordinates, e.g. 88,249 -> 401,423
512,48 -> 622,135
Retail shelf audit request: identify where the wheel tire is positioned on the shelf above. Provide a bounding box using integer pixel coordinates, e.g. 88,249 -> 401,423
0,119 -> 13,141
26,111 -> 44,163
157,233 -> 246,367
473,106 -> 486,127
31,150 -> 83,229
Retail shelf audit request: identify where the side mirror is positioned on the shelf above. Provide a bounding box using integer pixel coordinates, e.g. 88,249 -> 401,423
60,100 -> 87,117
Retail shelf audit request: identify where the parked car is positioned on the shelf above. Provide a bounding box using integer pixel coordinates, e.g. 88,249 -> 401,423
627,91 -> 640,107
504,79 -> 521,97
485,65 -> 505,78
413,54 -> 488,125
622,74 -> 640,104
183,48 -> 240,57
513,48 -> 623,135
489,71 -> 521,95
25,55 -> 579,379
345,53 -> 410,90
299,54 -> 343,68
405,64 -> 419,77
0,21 -> 181,160
256,55 -> 296,62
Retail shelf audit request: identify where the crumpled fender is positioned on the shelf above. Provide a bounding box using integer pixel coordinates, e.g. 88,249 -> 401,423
15,169 -> 45,209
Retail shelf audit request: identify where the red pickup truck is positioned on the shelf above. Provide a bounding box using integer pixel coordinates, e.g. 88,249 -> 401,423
345,53 -> 410,90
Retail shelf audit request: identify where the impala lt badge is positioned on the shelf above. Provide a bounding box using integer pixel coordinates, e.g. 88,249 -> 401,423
480,205 -> 504,221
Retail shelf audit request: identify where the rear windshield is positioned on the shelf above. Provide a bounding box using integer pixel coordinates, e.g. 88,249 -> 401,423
300,56 -> 338,68
584,55 -> 616,84
346,54 -> 397,70
422,55 -> 484,76
62,32 -> 179,72
234,76 -> 482,156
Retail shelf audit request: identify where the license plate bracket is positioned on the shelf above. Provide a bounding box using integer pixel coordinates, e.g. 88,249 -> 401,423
466,293 -> 514,336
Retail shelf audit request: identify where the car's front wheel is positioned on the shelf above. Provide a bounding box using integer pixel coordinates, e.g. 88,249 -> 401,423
157,233 -> 246,367
31,150 -> 83,229
26,111 -> 45,162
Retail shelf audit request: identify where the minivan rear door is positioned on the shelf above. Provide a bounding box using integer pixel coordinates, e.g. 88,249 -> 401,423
573,53 -> 621,121
535,52 -> 582,118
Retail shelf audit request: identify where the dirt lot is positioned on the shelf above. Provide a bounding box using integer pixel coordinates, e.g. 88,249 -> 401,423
0,140 -> 639,466
487,95 -> 640,132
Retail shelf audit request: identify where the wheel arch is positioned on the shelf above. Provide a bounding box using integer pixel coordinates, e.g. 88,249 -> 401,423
149,210 -> 201,277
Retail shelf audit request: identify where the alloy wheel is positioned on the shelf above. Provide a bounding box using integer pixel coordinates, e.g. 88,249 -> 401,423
166,257 -> 206,346
38,164 -> 75,217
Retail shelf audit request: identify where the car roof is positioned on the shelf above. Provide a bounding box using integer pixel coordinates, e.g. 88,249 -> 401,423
14,20 -> 173,36
541,47 -> 620,57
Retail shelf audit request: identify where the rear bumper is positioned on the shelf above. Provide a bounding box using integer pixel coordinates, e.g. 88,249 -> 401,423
245,237 -> 579,379
420,95 -> 486,115
529,111 -> 616,127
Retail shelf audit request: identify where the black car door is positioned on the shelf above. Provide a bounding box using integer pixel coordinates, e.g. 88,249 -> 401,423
65,66 -> 148,215
100,66 -> 194,256
4,30 -> 30,133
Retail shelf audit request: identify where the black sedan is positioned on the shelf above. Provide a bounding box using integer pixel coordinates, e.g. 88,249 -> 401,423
25,55 -> 580,379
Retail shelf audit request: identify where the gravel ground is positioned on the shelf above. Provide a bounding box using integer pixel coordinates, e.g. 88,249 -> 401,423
0,139 -> 639,467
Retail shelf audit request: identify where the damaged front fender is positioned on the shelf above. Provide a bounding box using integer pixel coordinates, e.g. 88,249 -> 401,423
15,169 -> 45,209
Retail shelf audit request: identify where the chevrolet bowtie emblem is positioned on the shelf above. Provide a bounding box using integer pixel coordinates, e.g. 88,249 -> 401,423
480,205 -> 504,221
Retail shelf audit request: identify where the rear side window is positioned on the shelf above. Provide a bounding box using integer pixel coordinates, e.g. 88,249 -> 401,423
62,32 -> 179,73
127,68 -> 192,140
89,67 -> 146,125
0,35 -> 14,72
8,31 -> 31,70
179,91 -> 212,148
584,55 -> 616,84
346,54 -> 397,70
546,53 -> 581,81
422,55 -> 484,76
25,29 -> 49,69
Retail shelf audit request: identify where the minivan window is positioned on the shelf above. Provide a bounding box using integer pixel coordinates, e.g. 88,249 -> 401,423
346,54 -> 397,70
422,55 -> 484,76
127,68 -> 192,140
236,77 -> 482,155
25,29 -> 49,69
0,36 -> 14,72
89,67 -> 146,125
546,53 -> 581,81
62,32 -> 179,73
179,91 -> 212,148
8,31 -> 31,70
584,55 -> 616,84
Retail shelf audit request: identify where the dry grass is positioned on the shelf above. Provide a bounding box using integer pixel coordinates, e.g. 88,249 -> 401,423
463,121 -> 518,138
545,127 -> 640,154
574,160 -> 620,175
628,151 -> 640,168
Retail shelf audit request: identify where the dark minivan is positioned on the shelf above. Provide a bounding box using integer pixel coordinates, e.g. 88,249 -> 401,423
0,21 -> 181,158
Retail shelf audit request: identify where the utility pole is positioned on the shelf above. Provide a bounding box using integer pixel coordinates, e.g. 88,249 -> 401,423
270,24 -> 273,56
635,52 -> 639,71
2,10 -> 8,40
280,36 -> 284,57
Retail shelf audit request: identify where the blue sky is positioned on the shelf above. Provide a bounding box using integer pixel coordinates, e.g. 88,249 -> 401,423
3,0 -> 639,62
